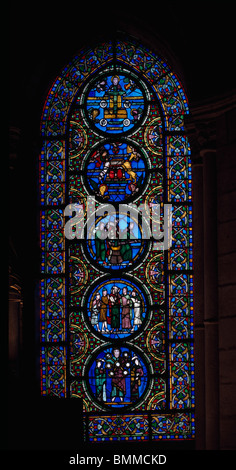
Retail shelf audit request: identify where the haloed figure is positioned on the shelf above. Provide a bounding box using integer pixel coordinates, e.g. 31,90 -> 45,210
110,286 -> 121,333
91,292 -> 101,332
95,359 -> 106,402
121,287 -> 132,331
99,289 -> 109,332
130,290 -> 142,332
95,222 -> 107,262
131,356 -> 144,401
110,348 -> 126,402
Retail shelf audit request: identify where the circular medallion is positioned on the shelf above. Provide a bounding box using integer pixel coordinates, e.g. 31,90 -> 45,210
84,73 -> 146,136
82,140 -> 149,203
84,208 -> 150,273
86,345 -> 150,409
83,275 -> 150,340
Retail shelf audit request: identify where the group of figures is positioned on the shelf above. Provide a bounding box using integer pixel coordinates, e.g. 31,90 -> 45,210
84,207 -> 150,272
89,283 -> 145,338
89,347 -> 148,406
85,141 -> 146,202
91,218 -> 145,270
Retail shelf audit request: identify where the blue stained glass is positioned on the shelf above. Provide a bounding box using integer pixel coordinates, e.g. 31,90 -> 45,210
85,210 -> 149,272
39,36 -> 194,443
87,346 -> 149,409
83,141 -> 147,203
85,276 -> 149,340
84,73 -> 146,135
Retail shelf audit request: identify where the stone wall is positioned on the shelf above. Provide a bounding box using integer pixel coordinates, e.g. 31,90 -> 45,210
188,92 -> 236,449
217,105 -> 236,450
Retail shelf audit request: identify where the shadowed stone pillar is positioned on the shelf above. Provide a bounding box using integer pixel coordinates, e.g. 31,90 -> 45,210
202,149 -> 219,449
191,157 -> 205,449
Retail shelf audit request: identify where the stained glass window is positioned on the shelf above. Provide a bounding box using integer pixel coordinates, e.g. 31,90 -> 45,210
39,36 -> 195,442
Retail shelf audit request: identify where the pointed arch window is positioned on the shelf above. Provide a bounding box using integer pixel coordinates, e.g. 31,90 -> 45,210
39,37 -> 195,442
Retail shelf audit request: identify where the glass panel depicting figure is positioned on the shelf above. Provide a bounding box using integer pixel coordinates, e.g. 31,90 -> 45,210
82,72 -> 147,135
83,141 -> 148,203
85,276 -> 149,339
84,209 -> 150,272
87,346 -> 149,409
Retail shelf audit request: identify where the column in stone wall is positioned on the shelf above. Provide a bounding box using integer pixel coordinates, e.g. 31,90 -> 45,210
202,148 -> 219,450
